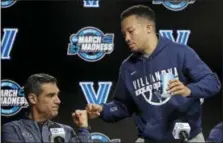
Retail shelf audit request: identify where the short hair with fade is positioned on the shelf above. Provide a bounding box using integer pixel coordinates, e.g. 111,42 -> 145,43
121,5 -> 156,23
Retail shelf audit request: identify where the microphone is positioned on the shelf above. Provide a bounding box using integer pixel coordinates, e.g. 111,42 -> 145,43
49,123 -> 65,143
172,122 -> 191,142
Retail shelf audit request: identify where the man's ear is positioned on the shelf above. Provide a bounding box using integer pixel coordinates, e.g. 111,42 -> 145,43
147,24 -> 153,33
28,93 -> 37,105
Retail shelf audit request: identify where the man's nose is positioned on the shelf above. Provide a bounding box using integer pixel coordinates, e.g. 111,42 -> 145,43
125,34 -> 131,43
55,96 -> 61,104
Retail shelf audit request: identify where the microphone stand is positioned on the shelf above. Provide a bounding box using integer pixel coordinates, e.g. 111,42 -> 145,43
179,131 -> 189,143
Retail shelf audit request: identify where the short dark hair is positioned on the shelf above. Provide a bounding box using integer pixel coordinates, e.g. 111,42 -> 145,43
24,73 -> 57,98
121,5 -> 155,22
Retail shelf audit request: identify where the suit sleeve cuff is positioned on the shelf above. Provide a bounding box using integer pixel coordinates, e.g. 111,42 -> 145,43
78,127 -> 90,133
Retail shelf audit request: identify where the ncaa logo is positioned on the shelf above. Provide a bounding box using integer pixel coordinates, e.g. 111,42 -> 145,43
91,132 -> 121,143
67,27 -> 114,62
1,0 -> 17,8
1,79 -> 29,116
152,0 -> 195,11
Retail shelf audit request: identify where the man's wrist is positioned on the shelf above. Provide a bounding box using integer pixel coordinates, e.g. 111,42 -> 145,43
99,104 -> 104,112
185,87 -> 192,97
79,123 -> 88,128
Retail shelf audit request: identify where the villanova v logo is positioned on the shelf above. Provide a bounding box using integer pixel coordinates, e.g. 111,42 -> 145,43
83,0 -> 99,8
159,30 -> 191,45
79,82 -> 112,104
1,28 -> 18,60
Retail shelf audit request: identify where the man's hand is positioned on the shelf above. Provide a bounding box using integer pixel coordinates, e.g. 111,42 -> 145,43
72,110 -> 88,128
167,79 -> 191,97
85,104 -> 103,119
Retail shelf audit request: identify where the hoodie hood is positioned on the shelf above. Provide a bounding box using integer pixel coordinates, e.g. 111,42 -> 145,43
132,35 -> 170,60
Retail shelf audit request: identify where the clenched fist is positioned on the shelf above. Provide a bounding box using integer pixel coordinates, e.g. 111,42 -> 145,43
85,104 -> 103,119
72,110 -> 88,128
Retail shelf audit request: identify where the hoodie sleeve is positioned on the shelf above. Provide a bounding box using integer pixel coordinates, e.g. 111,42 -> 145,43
207,122 -> 223,143
183,47 -> 221,98
100,65 -> 137,122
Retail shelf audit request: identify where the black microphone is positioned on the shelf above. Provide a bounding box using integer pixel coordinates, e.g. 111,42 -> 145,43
179,131 -> 189,142
49,123 -> 65,143
172,122 -> 191,142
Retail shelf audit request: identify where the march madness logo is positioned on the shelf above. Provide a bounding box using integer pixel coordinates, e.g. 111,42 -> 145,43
153,0 -> 195,11
1,0 -> 17,8
91,132 -> 120,143
67,27 -> 114,62
1,79 -> 29,116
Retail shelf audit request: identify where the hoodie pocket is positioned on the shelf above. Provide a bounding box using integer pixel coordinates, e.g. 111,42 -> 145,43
143,117 -> 166,140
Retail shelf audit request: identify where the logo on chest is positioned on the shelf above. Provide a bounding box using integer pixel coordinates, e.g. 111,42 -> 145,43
132,67 -> 178,106
22,132 -> 34,141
